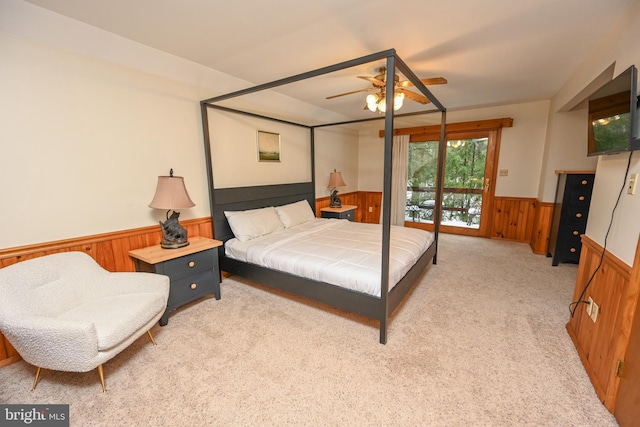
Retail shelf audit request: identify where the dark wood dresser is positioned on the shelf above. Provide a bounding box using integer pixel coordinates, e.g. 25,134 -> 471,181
548,171 -> 595,266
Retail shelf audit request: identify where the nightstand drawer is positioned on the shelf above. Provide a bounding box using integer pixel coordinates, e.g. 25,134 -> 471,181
162,248 -> 214,278
169,269 -> 216,307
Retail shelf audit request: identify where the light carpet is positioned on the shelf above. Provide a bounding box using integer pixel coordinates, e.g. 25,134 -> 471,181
0,234 -> 619,426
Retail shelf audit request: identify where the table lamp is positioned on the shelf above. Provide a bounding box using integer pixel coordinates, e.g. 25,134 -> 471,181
149,169 -> 195,249
327,169 -> 346,208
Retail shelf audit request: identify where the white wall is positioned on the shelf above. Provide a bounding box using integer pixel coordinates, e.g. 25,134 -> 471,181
0,31 -> 212,248
544,0 -> 640,266
206,110 -> 360,199
537,105 -> 598,202
357,101 -> 550,198
0,0 -> 345,249
207,109 -> 312,188
314,126 -> 359,199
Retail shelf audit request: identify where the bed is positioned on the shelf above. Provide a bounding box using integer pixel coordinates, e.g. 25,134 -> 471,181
201,49 -> 447,343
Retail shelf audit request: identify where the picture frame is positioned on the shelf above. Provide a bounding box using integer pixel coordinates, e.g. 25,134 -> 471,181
257,130 -> 281,162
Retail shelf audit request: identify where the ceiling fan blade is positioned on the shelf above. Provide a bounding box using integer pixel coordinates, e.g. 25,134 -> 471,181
398,77 -> 448,88
326,87 -> 376,99
398,89 -> 431,105
357,75 -> 385,87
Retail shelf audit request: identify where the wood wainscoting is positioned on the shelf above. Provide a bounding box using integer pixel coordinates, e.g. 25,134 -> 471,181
315,191 -> 382,224
0,217 -> 213,367
530,199 -> 554,255
489,197 -> 537,242
487,197 -> 554,255
566,234 -> 638,412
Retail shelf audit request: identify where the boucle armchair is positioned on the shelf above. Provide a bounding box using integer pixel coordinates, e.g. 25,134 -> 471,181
0,251 -> 170,392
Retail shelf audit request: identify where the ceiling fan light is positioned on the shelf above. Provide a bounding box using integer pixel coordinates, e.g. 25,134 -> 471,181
394,92 -> 405,110
366,94 -> 378,112
378,99 -> 386,113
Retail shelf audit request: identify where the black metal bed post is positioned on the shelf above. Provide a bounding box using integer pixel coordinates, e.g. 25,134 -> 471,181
310,127 -> 316,215
433,110 -> 447,264
379,54 -> 396,345
200,103 -> 216,231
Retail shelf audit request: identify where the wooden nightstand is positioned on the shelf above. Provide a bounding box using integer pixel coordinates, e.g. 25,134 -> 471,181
129,236 -> 223,326
321,205 -> 357,221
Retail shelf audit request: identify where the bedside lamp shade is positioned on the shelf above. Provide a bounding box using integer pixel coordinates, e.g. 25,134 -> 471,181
149,169 -> 195,249
327,171 -> 346,189
149,175 -> 195,211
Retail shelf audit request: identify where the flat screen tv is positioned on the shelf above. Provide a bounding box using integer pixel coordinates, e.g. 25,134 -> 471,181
587,65 -> 640,156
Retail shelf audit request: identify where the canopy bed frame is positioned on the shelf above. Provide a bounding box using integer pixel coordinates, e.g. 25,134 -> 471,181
200,49 -> 447,343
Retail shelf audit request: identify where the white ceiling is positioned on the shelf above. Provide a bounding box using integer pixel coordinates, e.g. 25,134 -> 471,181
23,0 -> 636,122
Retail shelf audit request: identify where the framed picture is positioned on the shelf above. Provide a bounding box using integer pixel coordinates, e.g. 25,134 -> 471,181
257,130 -> 281,162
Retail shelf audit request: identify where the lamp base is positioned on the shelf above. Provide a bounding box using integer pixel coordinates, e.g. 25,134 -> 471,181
160,240 -> 189,249
159,211 -> 189,249
330,190 -> 342,208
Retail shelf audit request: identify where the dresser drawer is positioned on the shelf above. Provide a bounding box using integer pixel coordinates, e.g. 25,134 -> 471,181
162,248 -> 214,278
567,189 -> 592,206
565,206 -> 589,223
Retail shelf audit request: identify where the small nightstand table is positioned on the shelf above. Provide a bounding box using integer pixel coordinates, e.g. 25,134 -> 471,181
129,236 -> 223,326
320,205 -> 357,221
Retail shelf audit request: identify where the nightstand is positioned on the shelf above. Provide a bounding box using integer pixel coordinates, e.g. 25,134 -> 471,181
129,236 -> 223,326
321,205 -> 357,221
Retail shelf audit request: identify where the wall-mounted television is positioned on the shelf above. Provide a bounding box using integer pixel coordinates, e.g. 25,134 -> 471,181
587,65 -> 640,156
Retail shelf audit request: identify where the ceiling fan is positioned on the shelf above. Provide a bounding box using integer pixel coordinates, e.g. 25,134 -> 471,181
326,67 -> 447,113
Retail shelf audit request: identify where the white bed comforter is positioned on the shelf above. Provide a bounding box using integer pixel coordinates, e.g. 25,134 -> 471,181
225,218 -> 434,297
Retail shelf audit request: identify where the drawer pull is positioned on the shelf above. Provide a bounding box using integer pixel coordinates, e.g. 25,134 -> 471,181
581,180 -> 588,185
190,283 -> 197,290
573,230 -> 579,236
578,195 -> 585,201
570,248 -> 577,253
188,261 -> 195,268
575,213 -> 583,218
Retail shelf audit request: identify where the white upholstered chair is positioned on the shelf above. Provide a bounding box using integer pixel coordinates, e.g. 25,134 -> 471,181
0,251 -> 170,392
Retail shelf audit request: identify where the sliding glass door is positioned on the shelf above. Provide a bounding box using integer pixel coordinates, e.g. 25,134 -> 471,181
406,130 -> 497,236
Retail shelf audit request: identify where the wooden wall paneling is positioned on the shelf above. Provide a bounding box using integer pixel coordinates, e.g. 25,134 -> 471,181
614,235 -> 640,425
360,191 -> 382,224
530,200 -> 554,255
566,234 -> 635,412
0,217 -> 213,367
489,197 -> 536,242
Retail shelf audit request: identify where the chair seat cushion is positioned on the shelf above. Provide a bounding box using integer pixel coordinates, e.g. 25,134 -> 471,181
58,292 -> 167,351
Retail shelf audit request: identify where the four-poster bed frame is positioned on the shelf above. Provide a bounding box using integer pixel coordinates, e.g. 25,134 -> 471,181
200,49 -> 447,343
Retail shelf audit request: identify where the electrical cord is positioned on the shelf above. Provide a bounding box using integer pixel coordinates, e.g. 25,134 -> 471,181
569,151 -> 633,317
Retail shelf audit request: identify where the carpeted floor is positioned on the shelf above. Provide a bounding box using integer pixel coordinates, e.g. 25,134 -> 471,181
0,234 -> 619,426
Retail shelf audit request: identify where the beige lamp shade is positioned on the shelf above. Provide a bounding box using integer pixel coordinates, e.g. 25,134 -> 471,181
327,171 -> 346,188
149,175 -> 195,210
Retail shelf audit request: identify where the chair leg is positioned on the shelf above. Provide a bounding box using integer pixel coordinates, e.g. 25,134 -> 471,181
97,364 -> 106,393
31,367 -> 42,391
147,329 -> 157,346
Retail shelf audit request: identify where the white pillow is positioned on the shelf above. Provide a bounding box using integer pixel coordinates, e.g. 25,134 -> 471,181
275,200 -> 316,228
224,207 -> 284,242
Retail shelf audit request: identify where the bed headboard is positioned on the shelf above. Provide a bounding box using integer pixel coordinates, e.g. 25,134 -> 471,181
212,182 -> 315,243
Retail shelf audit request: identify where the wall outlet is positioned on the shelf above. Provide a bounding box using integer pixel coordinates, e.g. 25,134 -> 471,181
368,207 -> 373,213
586,296 -> 593,316
590,301 -> 600,323
499,169 -> 509,176
628,173 -> 638,195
